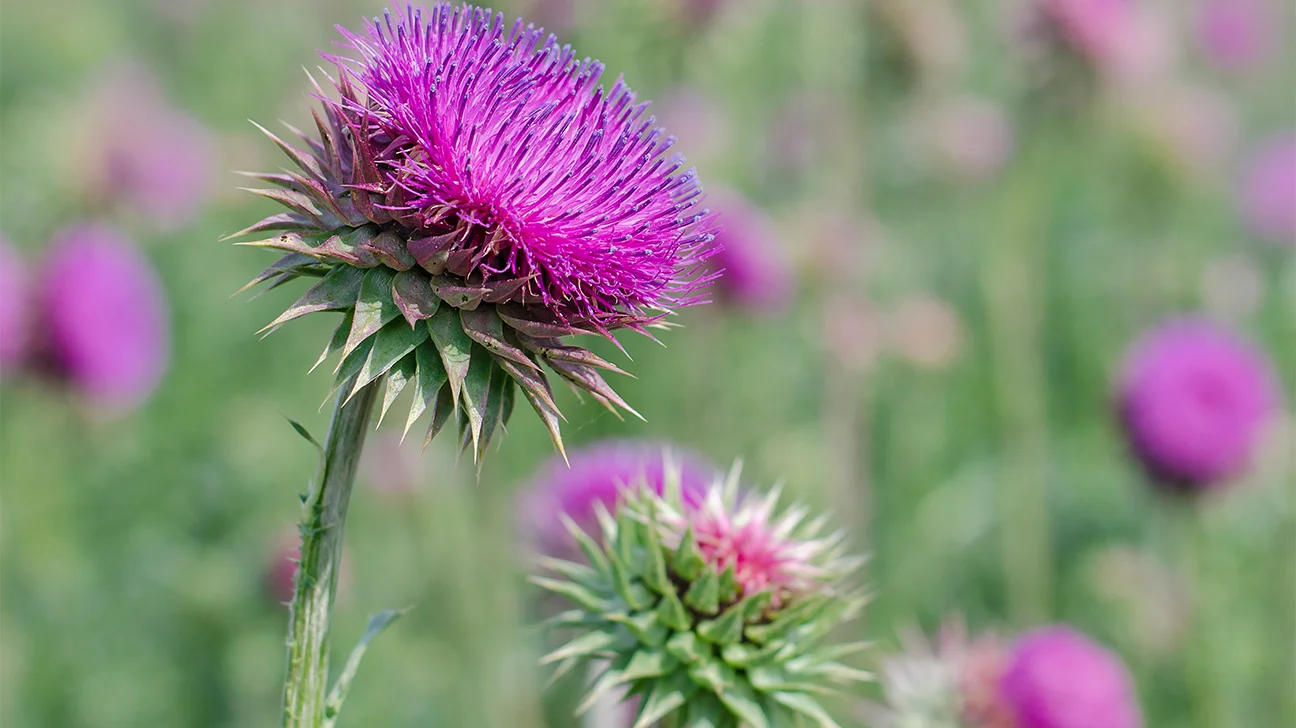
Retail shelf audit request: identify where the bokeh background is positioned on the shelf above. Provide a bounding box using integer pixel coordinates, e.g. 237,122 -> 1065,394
1,0 -> 1293,726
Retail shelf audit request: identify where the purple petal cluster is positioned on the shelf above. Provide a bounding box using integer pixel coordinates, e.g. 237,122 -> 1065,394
1197,0 -> 1276,73
519,439 -> 714,555
330,4 -> 717,328
40,224 -> 170,411
707,190 -> 793,313
1238,133 -> 1296,245
1118,318 -> 1278,491
999,626 -> 1142,728
0,238 -> 30,376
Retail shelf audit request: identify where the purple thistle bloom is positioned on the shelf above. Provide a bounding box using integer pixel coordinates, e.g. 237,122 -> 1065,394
40,223 -> 170,411
1118,318 -> 1278,491
330,4 -> 717,329
706,190 -> 793,313
1238,133 -> 1296,245
0,237 -> 31,377
999,626 -> 1142,728
519,439 -> 714,555
1197,0 -> 1275,73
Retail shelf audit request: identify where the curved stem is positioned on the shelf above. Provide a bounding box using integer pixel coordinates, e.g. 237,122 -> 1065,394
282,377 -> 381,727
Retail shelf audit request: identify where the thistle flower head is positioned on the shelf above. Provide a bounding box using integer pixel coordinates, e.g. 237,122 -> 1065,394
520,439 -> 713,557
533,457 -> 870,728
707,191 -> 793,314
1117,318 -> 1279,492
1198,0 -> 1276,73
233,3 -> 717,460
866,621 -> 1012,728
999,626 -> 1142,728
39,223 -> 170,411
0,237 -> 30,376
1238,133 -> 1296,244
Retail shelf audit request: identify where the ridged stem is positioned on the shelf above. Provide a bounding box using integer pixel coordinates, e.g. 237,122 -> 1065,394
282,377 -> 381,727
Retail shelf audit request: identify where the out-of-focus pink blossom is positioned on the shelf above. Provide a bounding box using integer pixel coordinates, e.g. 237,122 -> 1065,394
40,223 -> 170,412
999,626 -> 1142,728
706,190 -> 794,314
657,86 -> 731,163
0,238 -> 31,377
1130,82 -> 1239,178
911,95 -> 1015,182
1238,133 -> 1296,244
1197,0 -> 1276,73
1042,0 -> 1176,86
886,295 -> 965,370
83,63 -> 215,230
358,431 -> 426,496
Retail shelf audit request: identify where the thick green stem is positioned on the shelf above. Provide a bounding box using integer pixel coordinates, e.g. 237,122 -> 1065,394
282,378 -> 381,727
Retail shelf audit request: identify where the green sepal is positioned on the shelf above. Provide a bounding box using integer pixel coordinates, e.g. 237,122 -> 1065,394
422,385 -> 453,449
655,588 -> 691,632
405,344 -> 447,438
528,576 -> 614,614
687,656 -> 735,694
312,310 -> 353,374
747,665 -> 834,697
377,353 -> 415,425
671,527 -> 707,583
391,269 -> 440,327
632,679 -> 690,728
559,514 -> 611,577
639,502 -> 673,597
717,683 -> 770,728
540,629 -> 626,666
460,306 -> 539,371
261,264 -> 364,333
697,596 -> 752,646
769,691 -> 842,728
682,562 -> 721,615
665,631 -> 707,664
426,306 -> 473,409
457,345 -> 493,459
608,610 -> 667,647
344,266 -> 400,357
351,317 -> 430,399
717,563 -> 740,605
329,337 -> 375,403
720,641 -> 783,669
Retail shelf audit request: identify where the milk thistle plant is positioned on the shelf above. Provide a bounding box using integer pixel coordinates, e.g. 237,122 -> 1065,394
532,458 -> 871,727
231,4 -> 715,725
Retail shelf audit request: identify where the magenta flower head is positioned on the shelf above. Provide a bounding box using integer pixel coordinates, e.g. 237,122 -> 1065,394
233,3 -> 718,460
999,626 -> 1142,728
40,223 -> 170,412
1197,0 -> 1276,73
533,459 -> 870,726
0,237 -> 31,377
1118,318 -> 1279,492
88,63 -> 215,230
1238,133 -> 1296,245
1041,0 -> 1134,66
520,439 -> 714,556
706,190 -> 793,314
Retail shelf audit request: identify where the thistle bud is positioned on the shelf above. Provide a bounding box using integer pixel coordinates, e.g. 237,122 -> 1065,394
533,458 -> 870,728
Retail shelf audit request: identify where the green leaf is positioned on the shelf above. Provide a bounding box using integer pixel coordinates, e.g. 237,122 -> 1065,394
282,415 -> 322,453
425,306 -> 473,409
321,608 -> 408,728
260,264 -> 364,333
378,353 -> 416,425
343,266 -> 400,358
406,344 -> 448,438
351,317 -> 431,400
391,269 -> 440,327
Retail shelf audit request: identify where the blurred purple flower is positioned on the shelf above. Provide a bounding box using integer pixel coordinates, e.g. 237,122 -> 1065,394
1238,133 -> 1296,244
1197,0 -> 1275,73
87,63 -> 215,230
40,223 -> 170,411
999,626 -> 1142,728
0,238 -> 31,376
1040,0 -> 1174,85
519,439 -> 715,555
706,191 -> 793,313
1118,318 -> 1278,491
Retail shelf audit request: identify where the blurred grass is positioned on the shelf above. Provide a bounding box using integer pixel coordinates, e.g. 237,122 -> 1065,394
2,0 -> 1294,726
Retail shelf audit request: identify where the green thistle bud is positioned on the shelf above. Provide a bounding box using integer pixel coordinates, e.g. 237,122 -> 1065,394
532,458 -> 871,727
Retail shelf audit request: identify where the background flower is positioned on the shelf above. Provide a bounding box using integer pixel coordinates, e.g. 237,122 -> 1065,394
999,626 -> 1142,728
0,237 -> 30,376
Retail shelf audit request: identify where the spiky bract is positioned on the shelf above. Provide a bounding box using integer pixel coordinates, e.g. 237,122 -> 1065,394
532,459 -> 870,728
233,3 -> 717,460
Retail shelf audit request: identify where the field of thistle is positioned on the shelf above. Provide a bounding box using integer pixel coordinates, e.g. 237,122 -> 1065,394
0,0 -> 1293,726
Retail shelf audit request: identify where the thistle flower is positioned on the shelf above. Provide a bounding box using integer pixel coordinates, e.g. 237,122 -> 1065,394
864,621 -> 1013,728
998,626 -> 1142,728
233,4 -> 717,460
84,63 -> 215,230
1238,133 -> 1296,244
1197,0 -> 1276,73
1036,0 -> 1173,86
706,191 -> 793,314
0,237 -> 30,377
533,459 -> 870,728
39,223 -> 170,411
520,439 -> 714,557
1117,318 -> 1279,492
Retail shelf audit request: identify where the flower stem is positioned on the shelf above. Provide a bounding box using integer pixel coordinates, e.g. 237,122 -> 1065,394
282,377 -> 381,728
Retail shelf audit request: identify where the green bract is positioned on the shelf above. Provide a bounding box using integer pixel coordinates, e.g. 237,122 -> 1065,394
533,461 -> 872,728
